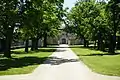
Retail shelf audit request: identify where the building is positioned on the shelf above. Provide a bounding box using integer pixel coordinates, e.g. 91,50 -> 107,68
47,29 -> 83,45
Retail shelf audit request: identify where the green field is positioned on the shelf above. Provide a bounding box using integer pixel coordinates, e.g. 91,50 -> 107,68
71,46 -> 120,76
0,48 -> 55,75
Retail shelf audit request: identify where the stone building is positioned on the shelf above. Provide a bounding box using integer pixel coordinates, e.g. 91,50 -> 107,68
47,29 -> 83,45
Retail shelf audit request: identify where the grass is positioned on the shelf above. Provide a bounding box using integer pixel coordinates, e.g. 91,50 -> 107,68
0,48 -> 56,75
71,46 -> 120,76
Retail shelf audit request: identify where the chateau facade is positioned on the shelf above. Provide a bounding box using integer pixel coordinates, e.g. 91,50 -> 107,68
47,30 -> 84,45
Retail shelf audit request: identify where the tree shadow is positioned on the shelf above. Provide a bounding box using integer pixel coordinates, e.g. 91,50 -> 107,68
45,45 -> 82,48
44,57 -> 79,65
11,51 -> 27,54
32,49 -> 66,52
35,49 -> 56,52
0,57 -> 48,71
12,49 -> 57,54
77,53 -> 120,56
79,46 -> 102,51
56,49 -> 66,52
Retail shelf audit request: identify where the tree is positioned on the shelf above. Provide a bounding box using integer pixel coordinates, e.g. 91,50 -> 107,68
20,0 -> 64,50
0,0 -> 64,57
66,0 -> 110,51
0,0 -> 20,58
42,0 -> 64,47
106,0 -> 120,53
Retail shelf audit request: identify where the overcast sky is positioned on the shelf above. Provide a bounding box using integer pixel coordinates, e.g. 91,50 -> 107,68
63,0 -> 78,11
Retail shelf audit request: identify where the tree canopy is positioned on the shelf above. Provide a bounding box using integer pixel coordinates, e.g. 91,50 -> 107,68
0,0 -> 64,58
65,0 -> 120,53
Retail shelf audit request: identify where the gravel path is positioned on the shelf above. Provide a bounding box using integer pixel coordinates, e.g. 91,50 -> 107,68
0,44 -> 120,80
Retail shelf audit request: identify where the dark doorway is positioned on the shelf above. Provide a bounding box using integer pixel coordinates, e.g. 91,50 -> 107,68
62,38 -> 66,44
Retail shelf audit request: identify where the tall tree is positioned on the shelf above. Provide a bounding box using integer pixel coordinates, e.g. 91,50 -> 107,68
106,0 -> 120,53
0,0 -> 20,58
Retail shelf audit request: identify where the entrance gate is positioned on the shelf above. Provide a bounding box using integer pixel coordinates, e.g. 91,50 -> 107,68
62,38 -> 66,44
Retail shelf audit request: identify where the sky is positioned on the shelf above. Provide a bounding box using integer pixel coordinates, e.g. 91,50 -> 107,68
63,0 -> 78,11
63,0 -> 109,11
62,0 -> 78,28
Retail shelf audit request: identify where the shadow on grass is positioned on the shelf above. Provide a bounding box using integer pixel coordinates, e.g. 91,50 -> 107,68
11,51 -> 27,54
78,46 -> 103,51
73,46 -> 120,56
45,46 -> 82,49
12,49 -> 57,54
0,56 -> 79,71
44,57 -> 79,65
35,49 -> 56,52
0,57 -> 48,71
77,53 -> 120,56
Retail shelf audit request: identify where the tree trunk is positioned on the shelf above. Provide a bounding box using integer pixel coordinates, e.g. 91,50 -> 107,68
113,35 -> 116,53
25,39 -> 29,53
97,41 -> 100,50
97,31 -> 102,50
109,35 -> 116,53
117,36 -> 120,50
86,40 -> 89,47
84,38 -> 87,47
31,39 -> 35,51
43,33 -> 47,47
1,39 -> 6,52
4,27 -> 14,58
100,41 -> 105,51
97,39 -> 100,50
109,9 -> 117,53
31,38 -> 39,51
35,39 -> 39,50
98,39 -> 105,51
94,40 -> 97,49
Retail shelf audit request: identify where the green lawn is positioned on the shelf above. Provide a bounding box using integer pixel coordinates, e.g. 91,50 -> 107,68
71,46 -> 120,76
0,48 -> 56,75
